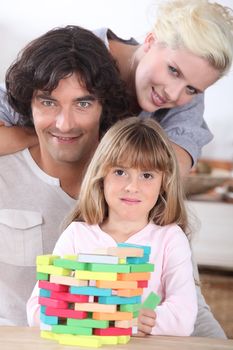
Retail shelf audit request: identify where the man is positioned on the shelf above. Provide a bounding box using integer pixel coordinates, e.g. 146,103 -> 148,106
0,25 -> 129,325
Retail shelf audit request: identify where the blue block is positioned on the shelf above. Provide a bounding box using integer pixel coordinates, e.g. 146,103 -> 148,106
39,288 -> 51,298
70,286 -> 112,296
127,255 -> 149,264
118,242 -> 151,255
40,311 -> 58,325
99,295 -> 141,305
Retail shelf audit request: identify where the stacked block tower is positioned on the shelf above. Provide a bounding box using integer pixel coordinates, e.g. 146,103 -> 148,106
36,243 -> 159,348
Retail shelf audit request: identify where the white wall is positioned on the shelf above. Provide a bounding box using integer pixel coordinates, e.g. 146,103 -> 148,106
1,0 -> 232,161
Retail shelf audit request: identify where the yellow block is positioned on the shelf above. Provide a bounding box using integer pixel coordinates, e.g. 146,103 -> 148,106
36,255 -> 59,265
75,270 -> 117,281
93,311 -> 132,321
92,335 -> 118,345
75,302 -> 116,313
118,335 -> 131,344
58,334 -> 102,348
37,265 -> 71,276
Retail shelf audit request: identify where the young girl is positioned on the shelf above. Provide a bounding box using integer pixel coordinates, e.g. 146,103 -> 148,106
27,117 -> 197,336
1,0 -> 233,176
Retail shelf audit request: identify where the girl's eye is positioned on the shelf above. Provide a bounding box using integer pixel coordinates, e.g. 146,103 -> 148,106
142,172 -> 153,179
186,85 -> 197,95
168,65 -> 179,76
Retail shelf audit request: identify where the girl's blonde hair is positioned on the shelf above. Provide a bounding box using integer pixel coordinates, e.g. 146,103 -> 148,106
153,0 -> 233,76
66,117 -> 188,234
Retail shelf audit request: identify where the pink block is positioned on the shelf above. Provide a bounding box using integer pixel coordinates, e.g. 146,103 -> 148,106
137,280 -> 148,288
45,307 -> 87,319
38,280 -> 69,292
39,297 -> 68,309
94,327 -> 132,336
50,291 -> 88,303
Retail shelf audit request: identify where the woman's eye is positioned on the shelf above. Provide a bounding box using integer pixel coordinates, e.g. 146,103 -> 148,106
114,169 -> 125,176
168,65 -> 179,76
186,85 -> 197,95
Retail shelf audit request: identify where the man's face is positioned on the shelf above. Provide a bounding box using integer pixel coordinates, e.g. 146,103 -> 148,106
31,74 -> 102,166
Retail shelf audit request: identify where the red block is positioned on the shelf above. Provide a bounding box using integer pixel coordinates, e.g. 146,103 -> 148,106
94,327 -> 132,336
137,280 -> 148,288
38,280 -> 69,292
39,296 -> 68,309
45,307 -> 87,319
50,291 -> 88,303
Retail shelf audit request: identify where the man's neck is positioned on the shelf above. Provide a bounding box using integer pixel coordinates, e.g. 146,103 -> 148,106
29,145 -> 87,199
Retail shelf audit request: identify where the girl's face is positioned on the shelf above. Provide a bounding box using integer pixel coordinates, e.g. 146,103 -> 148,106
135,34 -> 220,113
103,166 -> 163,225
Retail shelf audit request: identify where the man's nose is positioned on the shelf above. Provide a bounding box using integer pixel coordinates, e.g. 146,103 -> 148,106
55,108 -> 75,132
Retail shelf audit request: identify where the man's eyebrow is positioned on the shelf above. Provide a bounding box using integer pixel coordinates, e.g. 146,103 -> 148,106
34,93 -> 97,101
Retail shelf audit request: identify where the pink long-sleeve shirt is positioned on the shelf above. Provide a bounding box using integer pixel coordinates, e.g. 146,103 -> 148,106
27,221 -> 197,335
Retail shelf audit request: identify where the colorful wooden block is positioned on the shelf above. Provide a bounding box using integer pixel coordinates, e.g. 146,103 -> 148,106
118,272 -> 150,281
75,302 -> 116,313
141,292 -> 161,310
117,243 -> 151,255
40,311 -> 58,325
70,286 -> 112,297
94,327 -> 132,336
38,280 -> 69,292
78,253 -> 119,264
50,291 -> 88,303
93,311 -> 132,321
107,247 -> 143,258
119,303 -> 141,312
45,307 -> 87,319
88,263 -> 130,273
98,296 -> 141,305
96,280 -> 137,290
39,289 -> 51,298
39,296 -> 68,309
115,319 -> 138,328
75,270 -> 117,281
127,255 -> 149,264
37,265 -> 71,276
52,325 -> 92,336
50,275 -> 88,287
67,317 -> 109,329
36,272 -> 49,281
129,263 -> 154,272
58,334 -> 102,348
36,255 -> 59,265
137,280 -> 148,288
115,288 -> 143,297
53,258 -> 87,270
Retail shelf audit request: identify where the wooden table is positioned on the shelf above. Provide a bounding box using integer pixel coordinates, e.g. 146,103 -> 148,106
0,326 -> 233,350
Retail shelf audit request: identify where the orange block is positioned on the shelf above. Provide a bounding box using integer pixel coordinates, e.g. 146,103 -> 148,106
107,247 -> 143,258
75,302 -> 116,313
115,319 -> 138,328
96,280 -> 138,289
118,272 -> 151,281
93,311 -> 132,321
116,288 -> 143,297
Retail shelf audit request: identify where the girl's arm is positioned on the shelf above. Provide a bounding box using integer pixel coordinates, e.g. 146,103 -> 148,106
0,124 -> 38,155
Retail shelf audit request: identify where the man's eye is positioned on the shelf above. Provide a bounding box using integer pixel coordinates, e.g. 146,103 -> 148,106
78,101 -> 91,108
168,65 -> 179,76
186,86 -> 197,95
42,100 -> 55,107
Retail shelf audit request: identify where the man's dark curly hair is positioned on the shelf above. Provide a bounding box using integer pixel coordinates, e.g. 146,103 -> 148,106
5,25 -> 130,134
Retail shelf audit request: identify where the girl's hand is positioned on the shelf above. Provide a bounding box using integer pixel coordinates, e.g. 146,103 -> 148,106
135,308 -> 156,337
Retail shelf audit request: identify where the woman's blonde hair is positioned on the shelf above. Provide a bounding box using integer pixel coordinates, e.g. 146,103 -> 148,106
153,0 -> 233,75
66,117 -> 188,234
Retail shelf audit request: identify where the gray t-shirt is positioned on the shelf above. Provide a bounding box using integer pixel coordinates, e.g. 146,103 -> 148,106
0,149 -> 75,325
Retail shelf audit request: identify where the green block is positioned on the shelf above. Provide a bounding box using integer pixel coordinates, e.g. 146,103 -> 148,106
88,263 -> 130,273
129,263 -> 154,272
36,272 -> 49,281
141,292 -> 161,310
52,325 -> 92,336
120,303 -> 141,312
67,318 -> 109,329
53,258 -> 87,270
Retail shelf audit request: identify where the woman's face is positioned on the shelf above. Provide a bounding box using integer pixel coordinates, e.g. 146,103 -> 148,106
135,34 -> 220,113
